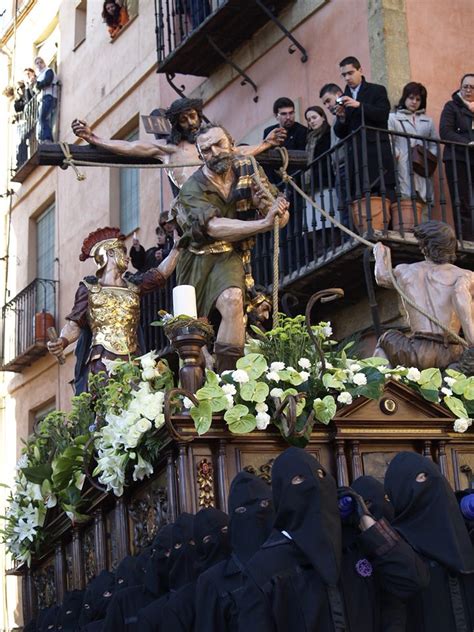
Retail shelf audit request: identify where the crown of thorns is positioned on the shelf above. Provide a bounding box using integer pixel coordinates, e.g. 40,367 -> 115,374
79,227 -> 125,261
165,98 -> 203,123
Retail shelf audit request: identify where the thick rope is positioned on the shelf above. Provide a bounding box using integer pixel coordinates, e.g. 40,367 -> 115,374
58,142 -> 203,180
275,147 -> 467,348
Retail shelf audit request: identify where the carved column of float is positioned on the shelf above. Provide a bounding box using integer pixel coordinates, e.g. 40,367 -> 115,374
437,440 -> 448,477
335,440 -> 349,486
177,443 -> 193,513
54,542 -> 66,603
423,440 -> 433,460
166,451 -> 179,522
72,527 -> 85,589
350,440 -> 363,480
23,570 -> 37,623
217,440 -> 229,511
93,509 -> 107,572
197,457 -> 215,508
115,497 -> 130,560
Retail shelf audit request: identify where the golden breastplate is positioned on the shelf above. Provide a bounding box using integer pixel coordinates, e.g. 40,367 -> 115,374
86,282 -> 140,356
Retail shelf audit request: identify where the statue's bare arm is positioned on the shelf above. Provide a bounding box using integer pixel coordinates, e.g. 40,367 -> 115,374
239,127 -> 288,157
453,273 -> 474,345
374,243 -> 397,288
207,197 -> 289,242
157,232 -> 182,278
71,119 -> 176,159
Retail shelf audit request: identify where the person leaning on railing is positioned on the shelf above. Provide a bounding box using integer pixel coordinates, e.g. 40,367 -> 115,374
34,56 -> 58,143
440,73 -> 474,241
388,82 -> 438,216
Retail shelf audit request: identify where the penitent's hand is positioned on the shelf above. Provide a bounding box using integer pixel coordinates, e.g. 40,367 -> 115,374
71,119 -> 95,143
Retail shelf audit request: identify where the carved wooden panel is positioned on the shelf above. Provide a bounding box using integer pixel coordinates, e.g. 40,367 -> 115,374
105,507 -> 121,570
33,557 -> 56,610
128,471 -> 168,554
450,447 -> 474,490
244,458 -> 275,484
360,451 -> 400,483
83,525 -> 97,583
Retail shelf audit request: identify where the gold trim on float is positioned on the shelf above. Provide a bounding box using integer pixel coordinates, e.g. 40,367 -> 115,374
338,427 -> 445,435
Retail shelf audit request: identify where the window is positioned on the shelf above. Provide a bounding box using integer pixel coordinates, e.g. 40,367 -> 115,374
74,0 -> 87,49
36,203 -> 55,313
119,129 -> 140,234
31,401 -> 56,434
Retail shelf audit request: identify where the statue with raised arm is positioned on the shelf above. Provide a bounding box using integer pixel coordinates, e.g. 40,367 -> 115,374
373,220 -> 474,370
175,123 -> 289,373
47,227 -> 181,393
71,97 -> 286,192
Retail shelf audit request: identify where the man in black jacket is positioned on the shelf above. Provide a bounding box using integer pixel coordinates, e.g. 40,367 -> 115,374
440,73 -> 474,241
334,56 -> 395,202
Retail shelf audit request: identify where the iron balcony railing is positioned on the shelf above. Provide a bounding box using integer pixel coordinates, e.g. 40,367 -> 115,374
1,278 -> 57,371
139,125 -> 473,354
13,86 -> 61,180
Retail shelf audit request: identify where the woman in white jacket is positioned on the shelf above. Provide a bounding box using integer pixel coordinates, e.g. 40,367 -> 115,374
389,82 -> 438,206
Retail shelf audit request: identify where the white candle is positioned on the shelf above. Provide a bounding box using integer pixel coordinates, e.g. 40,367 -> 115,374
173,285 -> 198,318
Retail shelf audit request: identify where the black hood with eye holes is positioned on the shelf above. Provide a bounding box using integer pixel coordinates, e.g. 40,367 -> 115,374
57,589 -> 84,630
168,513 -> 197,589
228,470 -> 274,564
193,507 -> 230,573
385,452 -> 474,573
272,447 -> 341,586
143,523 -> 174,597
79,570 -> 115,625
351,475 -> 394,522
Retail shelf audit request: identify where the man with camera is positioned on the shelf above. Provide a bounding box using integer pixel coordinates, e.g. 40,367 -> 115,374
333,56 -> 395,201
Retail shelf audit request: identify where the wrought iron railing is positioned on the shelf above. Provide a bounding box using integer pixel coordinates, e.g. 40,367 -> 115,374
13,86 -> 61,174
139,124 -> 473,353
1,278 -> 57,370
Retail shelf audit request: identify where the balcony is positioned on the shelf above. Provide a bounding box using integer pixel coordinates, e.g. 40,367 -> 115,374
156,0 -> 296,77
1,279 -> 57,372
11,89 -> 60,184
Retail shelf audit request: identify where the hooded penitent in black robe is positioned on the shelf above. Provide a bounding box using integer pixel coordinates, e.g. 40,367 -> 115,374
102,524 -> 173,631
238,447 -> 429,632
57,589 -> 84,631
78,570 -> 115,631
385,452 -> 474,632
39,605 -> 60,631
162,507 -> 231,630
137,513 -> 196,631
346,476 -> 405,632
195,471 -> 275,632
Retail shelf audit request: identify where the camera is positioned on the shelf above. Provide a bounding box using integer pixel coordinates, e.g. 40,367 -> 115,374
335,96 -> 345,106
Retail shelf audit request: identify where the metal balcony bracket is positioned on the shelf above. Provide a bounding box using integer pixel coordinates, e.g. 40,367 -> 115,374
206,36 -> 259,102
253,0 -> 308,63
165,73 -> 188,99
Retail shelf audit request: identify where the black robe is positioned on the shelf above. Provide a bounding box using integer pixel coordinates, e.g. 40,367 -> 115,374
57,589 -> 84,631
238,448 -> 428,632
385,452 -> 474,632
78,570 -> 115,630
195,470 -> 274,632
137,514 -> 196,631
102,525 -> 173,631
160,507 -> 231,630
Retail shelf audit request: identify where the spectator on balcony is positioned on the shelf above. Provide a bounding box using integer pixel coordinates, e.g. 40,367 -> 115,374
304,105 -> 334,230
130,226 -> 170,273
320,83 -> 350,227
102,0 -> 129,39
187,0 -> 212,30
34,56 -> 58,143
440,73 -> 474,241
389,82 -> 438,209
24,66 -> 36,96
334,56 -> 395,201
263,97 -> 307,155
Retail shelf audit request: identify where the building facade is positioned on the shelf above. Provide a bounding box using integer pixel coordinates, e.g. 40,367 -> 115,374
0,0 -> 471,627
